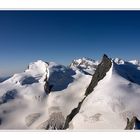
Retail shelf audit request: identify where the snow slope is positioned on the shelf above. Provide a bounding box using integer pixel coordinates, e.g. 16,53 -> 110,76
0,60 -> 49,129
0,59 -> 92,129
70,61 -> 140,129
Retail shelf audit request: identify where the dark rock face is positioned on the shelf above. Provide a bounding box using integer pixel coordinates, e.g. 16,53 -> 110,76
44,69 -> 53,94
44,80 -> 52,95
63,54 -> 112,129
37,112 -> 65,130
125,116 -> 140,130
85,54 -> 112,96
64,97 -> 86,129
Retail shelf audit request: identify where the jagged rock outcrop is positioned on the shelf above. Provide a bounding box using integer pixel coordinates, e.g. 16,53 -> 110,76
125,116 -> 140,130
37,112 -> 65,130
44,63 -> 53,94
85,54 -> 112,96
63,54 -> 112,129
44,79 -> 53,94
63,97 -> 86,129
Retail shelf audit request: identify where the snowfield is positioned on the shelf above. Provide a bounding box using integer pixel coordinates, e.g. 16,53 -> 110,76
0,56 -> 140,130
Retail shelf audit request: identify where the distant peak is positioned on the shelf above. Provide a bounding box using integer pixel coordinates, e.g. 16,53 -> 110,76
70,57 -> 99,68
81,57 -> 95,61
113,58 -> 125,64
129,60 -> 140,65
71,57 -> 96,64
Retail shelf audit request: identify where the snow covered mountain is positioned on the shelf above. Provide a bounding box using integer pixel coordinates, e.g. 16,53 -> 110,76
0,59 -> 92,129
69,57 -> 99,75
0,55 -> 140,130
69,56 -> 140,130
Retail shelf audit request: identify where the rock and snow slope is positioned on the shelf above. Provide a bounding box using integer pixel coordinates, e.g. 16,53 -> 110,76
0,56 -> 140,130
70,59 -> 140,130
0,58 -> 92,129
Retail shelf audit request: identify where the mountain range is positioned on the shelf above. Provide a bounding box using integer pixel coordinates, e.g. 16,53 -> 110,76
0,54 -> 140,130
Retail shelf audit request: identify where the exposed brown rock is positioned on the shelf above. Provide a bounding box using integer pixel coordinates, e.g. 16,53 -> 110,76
125,116 -> 140,130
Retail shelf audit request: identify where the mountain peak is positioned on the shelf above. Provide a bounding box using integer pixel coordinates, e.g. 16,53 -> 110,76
26,60 -> 49,75
103,54 -> 109,59
70,57 -> 98,68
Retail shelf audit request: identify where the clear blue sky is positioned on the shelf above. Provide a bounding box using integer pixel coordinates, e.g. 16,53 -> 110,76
0,11 -> 140,76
